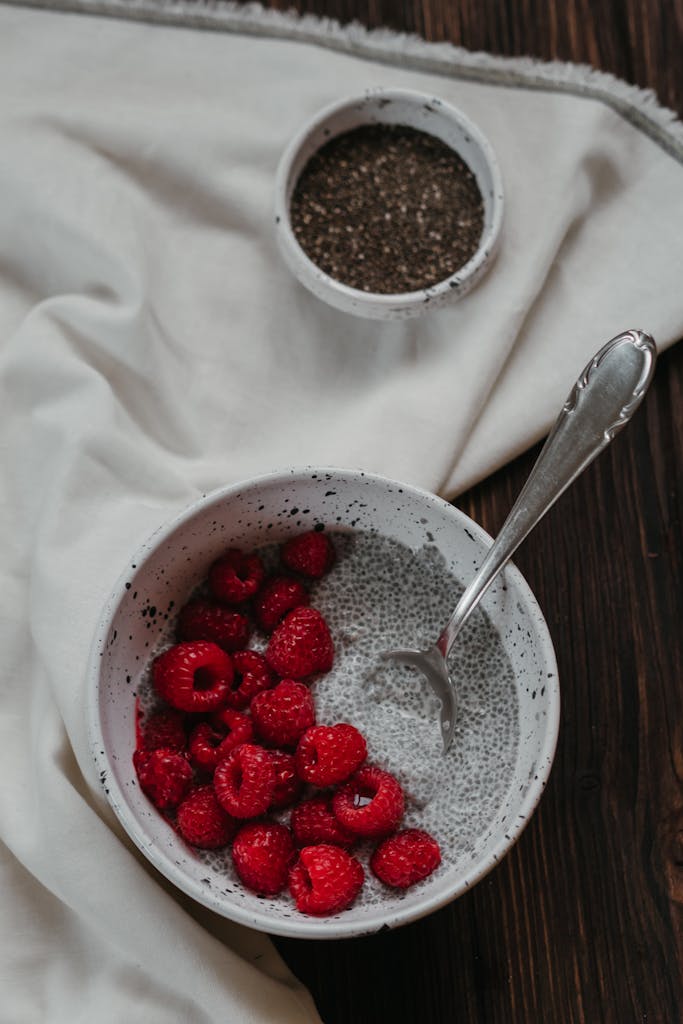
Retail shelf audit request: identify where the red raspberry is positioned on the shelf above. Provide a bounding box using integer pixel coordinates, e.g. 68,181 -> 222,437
289,845 -> 364,916
215,708 -> 254,749
208,548 -> 265,604
265,607 -> 334,679
188,722 -> 226,772
140,708 -> 186,752
254,576 -> 308,633
332,766 -> 405,838
152,641 -> 233,713
251,680 -> 315,749
232,822 -> 295,896
213,743 -> 276,818
295,724 -> 366,786
370,829 -> 442,889
224,650 -> 276,710
188,711 -> 253,771
290,797 -> 356,849
176,785 -> 238,849
269,750 -> 304,810
133,747 -> 193,811
281,531 -> 335,579
177,598 -> 251,652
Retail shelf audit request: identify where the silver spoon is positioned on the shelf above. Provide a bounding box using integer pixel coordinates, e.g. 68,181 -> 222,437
382,328 -> 657,753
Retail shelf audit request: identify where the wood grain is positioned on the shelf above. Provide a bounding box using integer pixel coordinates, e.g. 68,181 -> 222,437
254,2 -> 683,1020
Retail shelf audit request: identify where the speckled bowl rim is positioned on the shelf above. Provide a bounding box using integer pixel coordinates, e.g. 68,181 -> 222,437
274,87 -> 505,320
86,467 -> 559,940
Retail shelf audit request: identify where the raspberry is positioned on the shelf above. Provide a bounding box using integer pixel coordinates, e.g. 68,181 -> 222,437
211,706 -> 255,746
289,845 -> 364,916
208,548 -> 265,605
332,766 -> 405,838
251,679 -> 315,749
232,822 -> 295,896
370,829 -> 442,889
177,598 -> 251,652
213,743 -> 276,819
295,724 -> 366,786
176,785 -> 238,849
254,576 -> 308,633
269,750 -> 304,810
188,711 -> 253,771
188,722 -> 225,772
152,641 -> 233,713
281,531 -> 335,579
224,649 -> 276,710
140,708 -> 187,752
290,797 -> 356,849
133,747 -> 193,811
265,606 -> 334,679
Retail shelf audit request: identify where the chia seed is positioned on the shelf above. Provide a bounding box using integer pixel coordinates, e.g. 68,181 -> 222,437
290,124 -> 485,295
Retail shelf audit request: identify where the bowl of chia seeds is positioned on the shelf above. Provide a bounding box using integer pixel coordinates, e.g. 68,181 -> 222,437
88,467 -> 559,939
274,88 -> 504,320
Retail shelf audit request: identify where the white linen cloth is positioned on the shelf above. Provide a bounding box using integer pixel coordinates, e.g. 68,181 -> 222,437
1,3 -> 682,1021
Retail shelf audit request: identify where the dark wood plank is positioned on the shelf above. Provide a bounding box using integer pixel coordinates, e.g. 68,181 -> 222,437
256,1 -> 683,1020
264,0 -> 683,114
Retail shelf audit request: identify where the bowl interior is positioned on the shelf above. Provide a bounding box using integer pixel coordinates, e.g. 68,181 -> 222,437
274,89 -> 504,319
89,469 -> 558,939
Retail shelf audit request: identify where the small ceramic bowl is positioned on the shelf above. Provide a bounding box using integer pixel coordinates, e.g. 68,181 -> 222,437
87,468 -> 558,940
274,88 -> 504,320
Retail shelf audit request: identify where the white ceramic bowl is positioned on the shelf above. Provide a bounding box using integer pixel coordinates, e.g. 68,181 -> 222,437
274,88 -> 504,319
87,468 -> 558,939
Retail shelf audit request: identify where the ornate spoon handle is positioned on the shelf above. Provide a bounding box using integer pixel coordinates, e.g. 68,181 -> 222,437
437,329 -> 657,659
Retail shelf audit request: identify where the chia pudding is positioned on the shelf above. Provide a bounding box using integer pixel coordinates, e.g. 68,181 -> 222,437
138,528 -> 520,908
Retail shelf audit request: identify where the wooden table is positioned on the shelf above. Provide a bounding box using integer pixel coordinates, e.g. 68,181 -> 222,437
267,3 -> 683,1020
